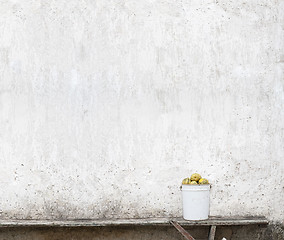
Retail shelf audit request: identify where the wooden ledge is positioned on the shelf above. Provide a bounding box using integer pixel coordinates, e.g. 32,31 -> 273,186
0,216 -> 268,228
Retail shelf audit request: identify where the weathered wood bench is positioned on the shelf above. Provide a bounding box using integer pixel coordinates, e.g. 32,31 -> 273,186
0,216 -> 268,240
169,216 -> 268,240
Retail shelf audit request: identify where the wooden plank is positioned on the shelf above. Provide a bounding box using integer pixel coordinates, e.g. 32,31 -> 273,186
175,216 -> 268,226
0,216 -> 268,228
208,225 -> 216,240
170,221 -> 196,240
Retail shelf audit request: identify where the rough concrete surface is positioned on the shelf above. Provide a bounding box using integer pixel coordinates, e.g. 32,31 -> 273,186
0,0 -> 284,227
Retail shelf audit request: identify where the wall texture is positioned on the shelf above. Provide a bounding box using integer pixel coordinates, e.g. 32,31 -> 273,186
0,0 -> 283,223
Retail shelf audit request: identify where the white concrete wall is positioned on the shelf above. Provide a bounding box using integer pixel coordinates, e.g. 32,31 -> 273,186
0,0 -> 283,222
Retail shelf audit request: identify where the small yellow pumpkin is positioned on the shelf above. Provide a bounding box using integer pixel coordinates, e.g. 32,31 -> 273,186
199,178 -> 209,184
182,177 -> 191,184
190,173 -> 201,182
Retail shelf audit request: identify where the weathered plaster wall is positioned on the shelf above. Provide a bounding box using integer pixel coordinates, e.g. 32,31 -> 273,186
0,0 -> 283,222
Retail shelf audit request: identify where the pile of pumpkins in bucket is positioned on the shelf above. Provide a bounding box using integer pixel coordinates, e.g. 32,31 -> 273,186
181,173 -> 210,220
182,173 -> 209,185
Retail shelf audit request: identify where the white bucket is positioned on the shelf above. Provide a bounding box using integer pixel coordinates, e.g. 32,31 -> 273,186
181,184 -> 210,220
